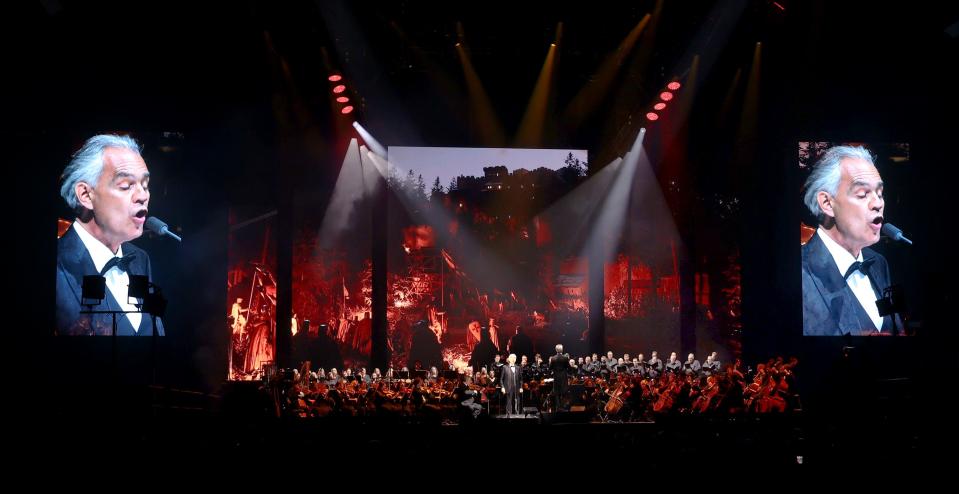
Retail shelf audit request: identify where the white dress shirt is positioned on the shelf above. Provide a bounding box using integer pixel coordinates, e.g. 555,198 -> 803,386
817,228 -> 883,330
73,222 -> 142,331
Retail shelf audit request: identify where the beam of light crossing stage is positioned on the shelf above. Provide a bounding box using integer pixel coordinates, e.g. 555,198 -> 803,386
515,42 -> 558,148
318,138 -> 381,249
353,121 -> 388,159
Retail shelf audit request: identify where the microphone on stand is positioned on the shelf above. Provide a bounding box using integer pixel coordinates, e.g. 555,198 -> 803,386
146,216 -> 182,242
881,222 -> 912,245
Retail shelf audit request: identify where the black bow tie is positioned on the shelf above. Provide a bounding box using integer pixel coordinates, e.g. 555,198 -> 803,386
100,254 -> 136,276
843,257 -> 874,280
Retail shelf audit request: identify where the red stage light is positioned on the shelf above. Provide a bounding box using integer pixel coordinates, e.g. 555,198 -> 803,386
653,102 -> 666,110
660,91 -> 673,101
667,81 -> 681,90
328,74 -> 343,82
333,85 -> 346,94
336,96 -> 350,103
341,106 -> 354,114
646,112 -> 659,121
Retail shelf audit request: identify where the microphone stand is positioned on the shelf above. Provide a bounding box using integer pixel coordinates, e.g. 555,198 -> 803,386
79,307 -> 148,405
882,286 -> 901,336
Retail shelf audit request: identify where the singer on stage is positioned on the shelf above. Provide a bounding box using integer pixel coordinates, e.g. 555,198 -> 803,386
56,134 -> 165,336
500,353 -> 523,415
801,145 -> 903,336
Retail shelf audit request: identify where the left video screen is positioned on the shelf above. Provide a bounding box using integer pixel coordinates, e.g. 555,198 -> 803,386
55,133 -> 177,336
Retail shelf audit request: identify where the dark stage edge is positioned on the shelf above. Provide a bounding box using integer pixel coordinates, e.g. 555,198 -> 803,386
32,409 -> 945,472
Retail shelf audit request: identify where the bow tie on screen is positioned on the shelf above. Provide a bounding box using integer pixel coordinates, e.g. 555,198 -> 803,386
843,257 -> 874,280
100,254 -> 136,276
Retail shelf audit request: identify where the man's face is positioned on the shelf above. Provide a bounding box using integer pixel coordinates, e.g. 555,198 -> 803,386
687,353 -> 694,362
79,147 -> 150,250
638,354 -> 644,361
821,157 -> 884,255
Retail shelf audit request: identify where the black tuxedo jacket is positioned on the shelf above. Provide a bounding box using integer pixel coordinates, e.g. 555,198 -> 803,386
500,364 -> 523,393
801,232 -> 901,336
56,225 -> 165,336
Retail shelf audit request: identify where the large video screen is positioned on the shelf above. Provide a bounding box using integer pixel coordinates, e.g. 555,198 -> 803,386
227,209 -> 278,380
55,133 -> 175,337
384,146 -> 592,370
799,141 -> 915,336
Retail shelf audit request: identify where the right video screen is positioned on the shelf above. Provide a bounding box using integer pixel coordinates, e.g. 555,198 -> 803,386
799,141 -> 916,336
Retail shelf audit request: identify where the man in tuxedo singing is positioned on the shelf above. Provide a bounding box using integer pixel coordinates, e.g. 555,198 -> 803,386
500,353 -> 523,416
801,145 -> 902,336
56,134 -> 164,336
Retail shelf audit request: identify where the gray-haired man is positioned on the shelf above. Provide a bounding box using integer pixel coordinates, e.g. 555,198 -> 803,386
56,134 -> 164,336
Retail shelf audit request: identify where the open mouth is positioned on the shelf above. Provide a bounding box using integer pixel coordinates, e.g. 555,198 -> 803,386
871,216 -> 883,225
133,210 -> 148,225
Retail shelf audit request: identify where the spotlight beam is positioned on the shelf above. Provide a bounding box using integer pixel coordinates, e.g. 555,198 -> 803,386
562,14 -> 651,133
319,138 -> 380,249
353,121 -> 387,159
456,43 -> 507,147
581,129 -> 647,266
365,150 -> 529,295
515,43 -> 558,147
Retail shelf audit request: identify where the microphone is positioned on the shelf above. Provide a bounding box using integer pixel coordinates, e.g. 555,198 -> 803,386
881,222 -> 912,245
146,216 -> 182,242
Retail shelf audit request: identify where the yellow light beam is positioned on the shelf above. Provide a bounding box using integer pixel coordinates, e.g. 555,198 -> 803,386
734,42 -> 762,168
562,14 -> 650,131
456,43 -> 507,147
515,43 -> 557,147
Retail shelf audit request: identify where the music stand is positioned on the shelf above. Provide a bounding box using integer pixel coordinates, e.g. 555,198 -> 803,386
876,284 -> 906,335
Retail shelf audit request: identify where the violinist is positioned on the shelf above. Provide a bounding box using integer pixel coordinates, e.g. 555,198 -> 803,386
533,354 -> 546,379
455,373 -> 484,419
